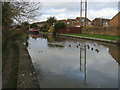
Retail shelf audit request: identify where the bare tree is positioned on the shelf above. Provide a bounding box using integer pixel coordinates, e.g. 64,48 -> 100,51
2,1 -> 41,25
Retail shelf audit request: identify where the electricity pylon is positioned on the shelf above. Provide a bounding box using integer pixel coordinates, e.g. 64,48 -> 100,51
80,0 -> 87,27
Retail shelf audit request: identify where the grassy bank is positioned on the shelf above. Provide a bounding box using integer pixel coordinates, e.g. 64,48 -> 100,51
2,30 -> 28,88
65,34 -> 120,40
8,41 -> 19,88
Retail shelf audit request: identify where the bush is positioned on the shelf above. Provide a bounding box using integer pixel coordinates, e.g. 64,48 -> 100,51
47,17 -> 57,26
41,24 -> 50,32
53,21 -> 66,35
30,23 -> 37,28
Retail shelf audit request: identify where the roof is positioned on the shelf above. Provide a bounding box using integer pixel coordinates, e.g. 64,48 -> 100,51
92,18 -> 110,22
76,17 -> 91,22
76,17 -> 85,19
67,19 -> 76,21
58,19 -> 66,22
110,12 -> 120,21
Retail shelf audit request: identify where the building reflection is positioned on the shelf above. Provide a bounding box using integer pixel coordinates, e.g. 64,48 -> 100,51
101,43 -> 120,65
108,45 -> 120,65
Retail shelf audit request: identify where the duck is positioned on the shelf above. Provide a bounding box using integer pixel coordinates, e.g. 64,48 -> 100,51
94,43 -> 96,46
91,48 -> 93,51
95,49 -> 99,53
69,45 -> 71,47
86,45 -> 90,49
76,45 -> 79,48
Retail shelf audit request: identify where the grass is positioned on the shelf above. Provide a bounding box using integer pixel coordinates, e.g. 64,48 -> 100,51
8,41 -> 19,88
2,35 -> 9,69
2,30 -> 22,88
65,34 -> 120,40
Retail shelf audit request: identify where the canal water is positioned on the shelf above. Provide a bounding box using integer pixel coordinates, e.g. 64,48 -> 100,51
27,34 -> 119,88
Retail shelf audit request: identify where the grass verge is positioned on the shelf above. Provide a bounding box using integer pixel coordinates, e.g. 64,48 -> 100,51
8,41 -> 19,88
65,34 -> 120,40
2,30 -> 27,88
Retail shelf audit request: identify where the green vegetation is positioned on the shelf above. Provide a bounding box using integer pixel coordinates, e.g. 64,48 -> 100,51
47,16 -> 57,26
2,2 -> 41,88
30,23 -> 37,28
53,21 -> 66,36
2,30 -> 28,88
40,24 -> 50,32
65,34 -> 120,40
8,41 -> 19,88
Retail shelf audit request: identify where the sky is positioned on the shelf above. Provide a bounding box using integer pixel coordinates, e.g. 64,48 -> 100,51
32,0 -> 119,23
5,0 -> 119,23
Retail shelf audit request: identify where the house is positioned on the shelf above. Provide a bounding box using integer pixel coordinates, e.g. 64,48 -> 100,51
91,18 -> 110,27
109,12 -> 120,27
36,21 -> 47,27
76,17 -> 91,27
66,19 -> 77,27
57,19 -> 67,24
66,17 -> 91,27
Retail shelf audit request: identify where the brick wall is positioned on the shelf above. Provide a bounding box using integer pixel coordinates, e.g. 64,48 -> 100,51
109,12 -> 120,27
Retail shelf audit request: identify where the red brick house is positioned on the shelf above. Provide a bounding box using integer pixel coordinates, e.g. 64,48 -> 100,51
91,18 -> 110,27
66,17 -> 91,27
57,19 -> 67,24
36,21 -> 47,27
109,12 -> 120,27
66,19 -> 77,27
76,17 -> 91,27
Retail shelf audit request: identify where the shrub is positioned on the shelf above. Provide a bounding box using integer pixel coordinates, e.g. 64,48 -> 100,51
53,21 -> 66,35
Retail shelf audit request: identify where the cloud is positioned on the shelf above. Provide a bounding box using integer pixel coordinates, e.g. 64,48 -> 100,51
29,0 -> 120,2
88,8 -> 118,20
36,8 -> 79,22
41,2 -> 80,12
88,2 -> 118,11
33,1 -> 119,22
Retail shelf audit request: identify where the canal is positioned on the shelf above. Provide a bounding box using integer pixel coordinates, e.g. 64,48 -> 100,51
27,33 -> 119,88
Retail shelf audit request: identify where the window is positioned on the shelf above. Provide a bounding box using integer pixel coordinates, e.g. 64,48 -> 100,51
82,19 -> 85,22
88,22 -> 91,25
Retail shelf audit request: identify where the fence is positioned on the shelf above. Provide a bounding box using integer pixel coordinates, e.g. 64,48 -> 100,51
58,27 -> 81,34
81,26 -> 120,36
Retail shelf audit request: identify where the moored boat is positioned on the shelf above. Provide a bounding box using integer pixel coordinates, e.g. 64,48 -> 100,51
29,28 -> 39,34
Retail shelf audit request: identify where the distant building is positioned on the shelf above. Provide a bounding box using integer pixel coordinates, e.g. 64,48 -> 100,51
36,21 -> 47,27
66,17 -> 91,27
57,19 -> 67,24
109,12 -> 120,27
66,19 -> 77,27
91,18 -> 110,27
76,17 -> 91,27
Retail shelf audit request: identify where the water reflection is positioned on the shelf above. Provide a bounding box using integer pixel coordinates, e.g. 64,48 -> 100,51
29,33 -> 39,39
27,34 -> 119,88
80,46 -> 87,85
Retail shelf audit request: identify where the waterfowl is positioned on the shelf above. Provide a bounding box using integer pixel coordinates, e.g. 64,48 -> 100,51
76,46 -> 79,48
95,49 -> 99,53
87,45 -> 90,49
91,48 -> 93,50
78,44 -> 80,46
69,45 -> 71,47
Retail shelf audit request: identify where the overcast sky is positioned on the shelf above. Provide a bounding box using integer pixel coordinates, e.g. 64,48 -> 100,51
32,0 -> 120,22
